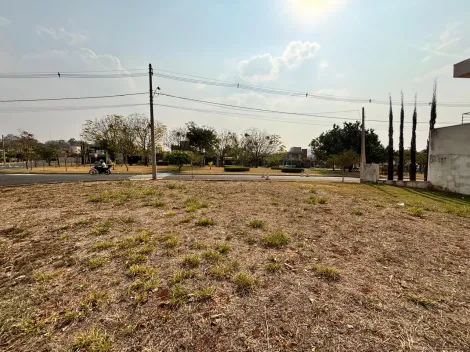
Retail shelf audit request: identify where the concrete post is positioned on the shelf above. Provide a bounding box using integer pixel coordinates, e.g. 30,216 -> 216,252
360,107 -> 366,181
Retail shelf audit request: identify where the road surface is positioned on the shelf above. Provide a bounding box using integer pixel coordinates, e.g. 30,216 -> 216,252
0,173 -> 360,187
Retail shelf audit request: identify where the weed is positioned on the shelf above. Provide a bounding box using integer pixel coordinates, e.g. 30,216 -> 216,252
128,265 -> 157,277
141,186 -> 163,196
181,254 -> 200,268
408,207 -> 425,218
93,241 -> 115,251
209,261 -> 240,280
191,287 -> 215,300
190,240 -> 207,250
61,310 -> 80,325
215,243 -> 232,254
59,232 -> 70,240
318,197 -> 328,204
245,234 -> 257,245
407,294 -> 437,308
184,197 -> 208,212
306,195 -> 317,204
196,218 -> 215,226
136,244 -> 155,255
129,277 -> 159,293
233,272 -> 255,293
165,211 -> 176,217
71,327 -> 112,352
352,209 -> 364,216
126,253 -> 148,266
18,317 -> 51,334
80,290 -> 108,313
166,183 -> 179,190
33,271 -> 60,282
148,200 -> 166,208
118,231 -> 151,249
169,284 -> 189,305
202,250 -> 223,263
265,262 -> 282,273
75,218 -> 91,226
248,219 -> 265,229
312,264 -> 340,281
91,220 -> 112,235
262,229 -> 291,248
161,233 -> 179,248
309,188 -> 317,194
172,269 -> 197,283
88,257 -> 108,269
121,216 -> 136,224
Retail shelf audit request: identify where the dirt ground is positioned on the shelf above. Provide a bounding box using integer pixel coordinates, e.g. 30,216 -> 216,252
0,181 -> 468,351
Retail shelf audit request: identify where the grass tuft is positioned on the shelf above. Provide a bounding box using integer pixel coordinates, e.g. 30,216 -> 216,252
91,220 -> 112,235
169,284 -> 189,305
262,229 -> 291,248
408,207 -> 425,218
71,327 -> 112,352
209,260 -> 240,280
160,233 -> 179,248
80,290 -> 108,313
233,272 -> 255,293
184,197 -> 208,212
172,269 -> 197,283
195,218 -> 215,226
93,241 -> 115,251
202,250 -> 223,263
88,256 -> 109,269
126,253 -> 148,266
352,209 -> 364,216
265,262 -> 282,273
215,243 -> 232,254
318,196 -> 328,204
191,287 -> 215,300
148,200 -> 166,208
248,219 -> 265,229
181,254 -> 201,268
312,264 -> 340,281
128,265 -> 157,277
306,195 -> 317,204
407,294 -> 437,308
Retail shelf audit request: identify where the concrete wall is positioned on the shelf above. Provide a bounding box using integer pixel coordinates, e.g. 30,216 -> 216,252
362,164 -> 379,183
428,123 -> 470,195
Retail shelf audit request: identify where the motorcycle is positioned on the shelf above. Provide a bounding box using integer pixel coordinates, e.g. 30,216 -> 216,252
89,165 -> 111,175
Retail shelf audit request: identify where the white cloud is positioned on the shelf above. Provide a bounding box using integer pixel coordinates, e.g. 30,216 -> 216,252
335,72 -> 345,79
0,16 -> 10,27
319,61 -> 329,71
421,22 -> 463,62
238,41 -> 320,83
35,26 -> 87,45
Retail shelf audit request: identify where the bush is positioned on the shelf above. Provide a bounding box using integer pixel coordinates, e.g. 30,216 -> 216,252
281,168 -> 304,173
271,166 -> 282,170
224,166 -> 250,172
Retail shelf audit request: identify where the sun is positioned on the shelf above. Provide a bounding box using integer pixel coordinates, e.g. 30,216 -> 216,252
285,0 -> 348,23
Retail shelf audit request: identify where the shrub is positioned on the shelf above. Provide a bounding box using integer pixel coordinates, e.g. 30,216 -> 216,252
248,219 -> 265,229
312,264 -> 340,281
262,229 -> 291,248
233,272 -> 255,293
281,168 -> 303,173
270,166 -> 282,170
224,166 -> 250,172
196,218 -> 215,226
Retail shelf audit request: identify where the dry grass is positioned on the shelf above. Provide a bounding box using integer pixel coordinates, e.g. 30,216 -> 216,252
0,180 -> 469,351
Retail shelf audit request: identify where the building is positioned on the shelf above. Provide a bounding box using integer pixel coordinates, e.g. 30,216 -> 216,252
280,147 -> 311,167
428,123 -> 470,195
454,58 -> 470,78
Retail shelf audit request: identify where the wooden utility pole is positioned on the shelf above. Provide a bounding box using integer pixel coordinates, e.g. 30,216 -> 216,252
149,63 -> 157,180
360,107 -> 366,181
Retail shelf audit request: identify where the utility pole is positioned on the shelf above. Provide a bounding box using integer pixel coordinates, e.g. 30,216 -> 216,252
149,63 -> 157,180
360,107 -> 366,181
2,135 -> 6,164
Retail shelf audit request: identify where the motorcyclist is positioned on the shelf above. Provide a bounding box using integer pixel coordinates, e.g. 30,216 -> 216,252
101,160 -> 107,168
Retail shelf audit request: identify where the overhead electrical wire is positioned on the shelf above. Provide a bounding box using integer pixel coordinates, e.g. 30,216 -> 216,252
0,103 -> 148,113
0,92 -> 147,103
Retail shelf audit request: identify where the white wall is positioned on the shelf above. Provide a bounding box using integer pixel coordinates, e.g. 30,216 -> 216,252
428,124 -> 470,195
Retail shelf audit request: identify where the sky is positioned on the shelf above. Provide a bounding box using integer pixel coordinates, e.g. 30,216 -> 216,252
1,0 -> 470,151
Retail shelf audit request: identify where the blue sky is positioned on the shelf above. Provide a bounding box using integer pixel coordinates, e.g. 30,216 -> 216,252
1,0 -> 470,150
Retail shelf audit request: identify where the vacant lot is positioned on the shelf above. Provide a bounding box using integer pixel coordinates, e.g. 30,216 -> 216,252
0,181 -> 468,351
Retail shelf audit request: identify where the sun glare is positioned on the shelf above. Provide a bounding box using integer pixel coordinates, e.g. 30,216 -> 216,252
286,0 -> 347,23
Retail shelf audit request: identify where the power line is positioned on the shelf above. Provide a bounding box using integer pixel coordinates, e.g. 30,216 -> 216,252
0,92 -> 147,103
0,103 -> 148,113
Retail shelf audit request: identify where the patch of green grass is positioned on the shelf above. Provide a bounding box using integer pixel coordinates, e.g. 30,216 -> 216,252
408,207 -> 425,218
61,310 -> 80,325
352,209 -> 364,216
265,262 -> 282,273
128,265 -> 157,277
164,210 -> 176,217
318,196 -> 328,204
190,240 -> 207,250
80,290 -> 108,313
262,229 -> 291,248
407,294 -> 437,308
233,272 -> 255,293
312,264 -> 340,281
33,270 -> 60,282
172,269 -> 198,283
184,197 -> 208,212
126,253 -> 148,266
17,229 -> 30,238
93,241 -> 115,251
191,287 -> 215,300
59,232 -> 70,240
121,216 -> 136,224
75,218 -> 91,226
245,234 -> 258,245
202,250 -> 223,263
88,257 -> 109,269
169,284 -> 189,305
165,182 -> 179,190
147,200 -> 166,208
118,231 -> 151,249
71,327 -> 112,352
195,218 -> 215,226
136,244 -> 155,255
129,276 -> 160,293
91,220 -> 112,235
215,243 -> 232,254
160,233 -> 179,248
306,195 -> 317,204
181,254 -> 200,268
308,188 -> 317,194
209,260 -> 240,280
248,219 -> 265,229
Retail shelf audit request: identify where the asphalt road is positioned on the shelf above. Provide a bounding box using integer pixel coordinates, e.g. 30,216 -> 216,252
0,173 -> 134,186
0,173 -> 360,186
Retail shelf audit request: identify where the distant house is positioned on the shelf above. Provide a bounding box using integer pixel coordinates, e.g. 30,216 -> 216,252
281,147 -> 311,167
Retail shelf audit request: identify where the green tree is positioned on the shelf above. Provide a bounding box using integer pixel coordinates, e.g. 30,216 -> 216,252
241,128 -> 282,167
214,129 -> 236,166
387,95 -> 394,181
425,80 -> 437,181
164,150 -> 192,171
410,94 -> 418,181
35,144 -> 56,166
398,91 -> 405,181
185,122 -> 217,154
17,130 -> 38,170
334,150 -> 360,182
